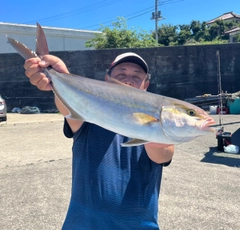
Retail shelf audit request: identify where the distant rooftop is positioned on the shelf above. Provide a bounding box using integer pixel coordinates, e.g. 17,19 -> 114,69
0,22 -> 101,53
0,22 -> 101,34
207,11 -> 240,25
225,27 -> 240,34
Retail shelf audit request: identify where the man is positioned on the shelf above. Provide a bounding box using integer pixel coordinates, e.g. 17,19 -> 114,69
24,52 -> 174,229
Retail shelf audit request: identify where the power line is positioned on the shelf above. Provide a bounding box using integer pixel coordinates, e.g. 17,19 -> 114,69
23,0 -> 184,31
81,6 -> 155,29
82,0 -> 183,30
24,0 -> 121,24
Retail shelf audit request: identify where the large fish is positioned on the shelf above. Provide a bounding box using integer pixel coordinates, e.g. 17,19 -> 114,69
7,23 -> 215,146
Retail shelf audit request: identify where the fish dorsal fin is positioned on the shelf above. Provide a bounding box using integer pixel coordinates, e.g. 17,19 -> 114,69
107,77 -> 132,87
133,113 -> 158,125
121,138 -> 149,147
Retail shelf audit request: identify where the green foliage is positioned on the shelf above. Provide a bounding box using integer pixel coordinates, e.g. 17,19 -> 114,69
177,24 -> 192,45
232,33 -> 240,42
153,24 -> 178,46
184,38 -> 228,45
190,20 -> 201,35
85,17 -> 157,49
156,19 -> 238,46
85,17 -> 240,49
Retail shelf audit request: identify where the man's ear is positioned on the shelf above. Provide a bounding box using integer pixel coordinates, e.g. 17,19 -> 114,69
143,80 -> 150,91
105,74 -> 109,81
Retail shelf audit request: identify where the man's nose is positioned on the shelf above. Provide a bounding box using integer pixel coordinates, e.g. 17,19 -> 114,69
123,80 -> 133,86
122,76 -> 133,86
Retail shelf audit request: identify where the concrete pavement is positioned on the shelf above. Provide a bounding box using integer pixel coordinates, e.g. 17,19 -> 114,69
0,114 -> 240,230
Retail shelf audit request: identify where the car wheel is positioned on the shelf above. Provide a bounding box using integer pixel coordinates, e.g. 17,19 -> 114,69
2,116 -> 7,121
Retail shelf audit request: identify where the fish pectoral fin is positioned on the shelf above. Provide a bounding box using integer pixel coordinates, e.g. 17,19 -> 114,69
121,139 -> 149,147
65,110 -> 85,121
133,113 -> 158,125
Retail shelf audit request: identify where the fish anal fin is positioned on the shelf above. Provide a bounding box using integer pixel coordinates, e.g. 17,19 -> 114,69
133,113 -> 158,125
121,139 -> 149,147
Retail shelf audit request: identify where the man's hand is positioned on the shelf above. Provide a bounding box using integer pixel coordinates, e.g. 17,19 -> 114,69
24,54 -> 83,133
24,55 -> 69,91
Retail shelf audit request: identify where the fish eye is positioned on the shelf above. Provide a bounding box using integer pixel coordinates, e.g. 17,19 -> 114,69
187,109 -> 196,116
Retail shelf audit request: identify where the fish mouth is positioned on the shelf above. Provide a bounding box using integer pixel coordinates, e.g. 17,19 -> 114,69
200,117 -> 216,132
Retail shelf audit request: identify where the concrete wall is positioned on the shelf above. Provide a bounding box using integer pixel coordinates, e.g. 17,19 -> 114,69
1,43 -> 240,112
0,22 -> 101,54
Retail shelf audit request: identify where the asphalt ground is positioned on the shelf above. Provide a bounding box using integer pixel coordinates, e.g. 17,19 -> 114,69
0,113 -> 240,230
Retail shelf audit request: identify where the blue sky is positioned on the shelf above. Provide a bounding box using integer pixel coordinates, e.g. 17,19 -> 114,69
1,0 -> 239,32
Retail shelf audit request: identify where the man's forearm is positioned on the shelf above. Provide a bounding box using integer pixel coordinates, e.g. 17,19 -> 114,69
145,143 -> 174,164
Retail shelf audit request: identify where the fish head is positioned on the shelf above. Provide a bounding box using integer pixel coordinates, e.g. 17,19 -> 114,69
160,101 -> 215,143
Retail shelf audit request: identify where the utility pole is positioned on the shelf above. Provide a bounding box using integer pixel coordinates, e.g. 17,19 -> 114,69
151,0 -> 164,45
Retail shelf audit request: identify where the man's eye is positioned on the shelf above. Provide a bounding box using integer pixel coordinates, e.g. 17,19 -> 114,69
133,76 -> 140,80
116,74 -> 124,78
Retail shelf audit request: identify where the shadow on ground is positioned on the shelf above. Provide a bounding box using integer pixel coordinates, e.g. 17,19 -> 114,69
201,128 -> 240,167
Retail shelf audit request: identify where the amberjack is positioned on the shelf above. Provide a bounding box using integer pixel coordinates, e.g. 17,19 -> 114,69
7,23 -> 215,146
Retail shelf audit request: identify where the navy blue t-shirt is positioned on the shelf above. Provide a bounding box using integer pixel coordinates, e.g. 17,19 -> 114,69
62,121 -> 165,230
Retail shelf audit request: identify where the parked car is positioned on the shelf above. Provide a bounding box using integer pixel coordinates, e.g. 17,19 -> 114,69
0,95 -> 7,122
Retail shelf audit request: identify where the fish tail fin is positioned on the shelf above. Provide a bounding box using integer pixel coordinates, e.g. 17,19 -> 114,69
36,23 -> 49,58
6,35 -> 37,60
6,22 -> 49,60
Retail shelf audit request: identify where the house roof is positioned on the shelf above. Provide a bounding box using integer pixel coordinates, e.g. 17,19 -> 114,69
207,11 -> 240,24
225,27 -> 240,34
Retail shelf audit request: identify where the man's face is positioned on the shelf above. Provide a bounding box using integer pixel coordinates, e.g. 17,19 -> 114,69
106,62 -> 149,90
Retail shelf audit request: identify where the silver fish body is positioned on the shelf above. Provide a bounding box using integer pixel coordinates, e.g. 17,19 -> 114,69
7,23 -> 215,146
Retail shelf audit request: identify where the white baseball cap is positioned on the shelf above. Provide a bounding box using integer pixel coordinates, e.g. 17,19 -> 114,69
109,52 -> 149,74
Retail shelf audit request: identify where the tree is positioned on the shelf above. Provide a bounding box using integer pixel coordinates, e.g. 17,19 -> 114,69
190,20 -> 201,36
208,20 -> 223,39
85,17 -> 157,49
233,33 -> 240,42
177,24 -> 191,45
155,24 -> 178,46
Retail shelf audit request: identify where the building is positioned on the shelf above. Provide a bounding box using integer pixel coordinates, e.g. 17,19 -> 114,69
225,27 -> 240,43
206,11 -> 240,43
206,11 -> 240,26
0,22 -> 102,54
